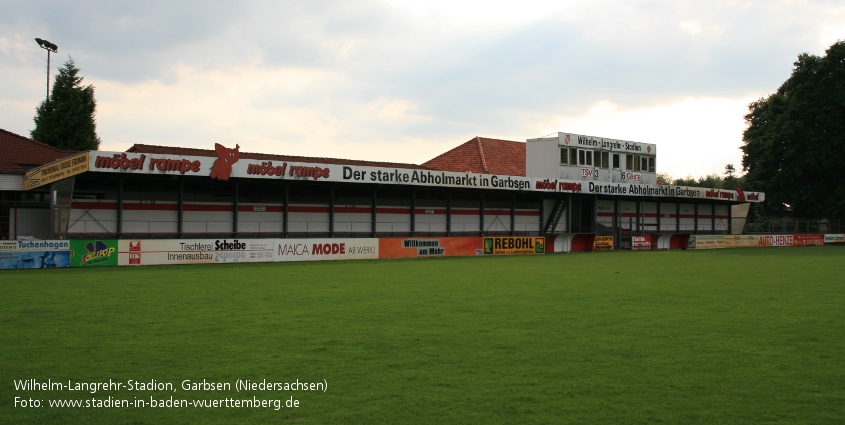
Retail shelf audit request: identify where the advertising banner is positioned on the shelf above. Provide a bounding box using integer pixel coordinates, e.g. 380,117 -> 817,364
756,235 -> 793,247
275,238 -> 378,262
482,236 -> 545,255
688,235 -> 726,249
793,234 -> 824,247
721,235 -> 794,248
85,149 -> 764,202
824,234 -> 844,244
0,240 -> 71,269
118,239 -> 275,266
593,236 -> 614,252
24,152 -> 89,190
70,240 -> 118,267
631,235 -> 652,251
379,237 -> 482,259
722,235 -> 756,248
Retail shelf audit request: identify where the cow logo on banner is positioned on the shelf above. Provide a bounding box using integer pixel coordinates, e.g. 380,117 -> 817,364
210,143 -> 241,181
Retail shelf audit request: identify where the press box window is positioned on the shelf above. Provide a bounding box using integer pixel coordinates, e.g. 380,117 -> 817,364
594,151 -> 609,168
560,148 -> 577,165
626,155 -> 638,171
578,149 -> 593,166
612,154 -> 620,169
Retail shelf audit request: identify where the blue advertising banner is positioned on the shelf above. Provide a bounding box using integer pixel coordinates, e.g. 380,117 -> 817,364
0,240 -> 71,269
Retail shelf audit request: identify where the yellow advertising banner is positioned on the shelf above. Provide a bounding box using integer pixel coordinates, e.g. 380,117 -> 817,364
593,236 -> 614,252
723,235 -> 757,248
482,236 -> 545,255
24,152 -> 89,190
723,234 -> 794,248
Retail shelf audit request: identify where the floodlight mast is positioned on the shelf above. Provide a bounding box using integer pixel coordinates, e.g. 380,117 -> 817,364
34,38 -> 58,102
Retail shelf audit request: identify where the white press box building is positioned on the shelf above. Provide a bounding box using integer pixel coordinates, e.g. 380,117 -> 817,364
5,129 -> 764,251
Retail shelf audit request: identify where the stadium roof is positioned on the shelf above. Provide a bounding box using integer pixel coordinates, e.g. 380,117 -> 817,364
422,137 -> 526,176
0,128 -> 78,173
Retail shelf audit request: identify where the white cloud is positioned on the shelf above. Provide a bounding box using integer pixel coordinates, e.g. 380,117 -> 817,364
679,21 -> 703,35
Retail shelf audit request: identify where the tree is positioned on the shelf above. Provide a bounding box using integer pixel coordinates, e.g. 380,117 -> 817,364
722,164 -> 737,189
656,172 -> 673,185
673,173 -> 723,189
31,57 -> 101,151
741,41 -> 845,218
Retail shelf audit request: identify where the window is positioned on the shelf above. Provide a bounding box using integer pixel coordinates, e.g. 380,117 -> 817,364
648,157 -> 656,172
641,156 -> 648,172
578,149 -> 592,166
612,154 -> 620,169
560,148 -> 577,165
594,151 -> 609,168
627,155 -> 643,171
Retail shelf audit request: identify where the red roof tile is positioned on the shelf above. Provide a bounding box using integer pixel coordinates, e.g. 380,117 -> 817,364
126,144 -> 431,170
422,137 -> 525,176
0,128 -> 79,173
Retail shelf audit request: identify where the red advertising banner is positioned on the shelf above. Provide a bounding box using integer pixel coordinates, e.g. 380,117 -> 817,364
632,235 -> 652,251
793,234 -> 824,247
379,237 -> 482,259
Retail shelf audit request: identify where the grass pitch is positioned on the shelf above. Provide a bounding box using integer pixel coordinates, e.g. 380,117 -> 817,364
2,247 -> 844,424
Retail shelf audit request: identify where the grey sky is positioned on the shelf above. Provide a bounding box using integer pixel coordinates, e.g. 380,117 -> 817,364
1,0 -> 842,178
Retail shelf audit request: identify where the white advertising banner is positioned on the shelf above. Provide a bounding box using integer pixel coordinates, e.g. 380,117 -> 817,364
824,234 -> 845,244
118,239 -> 275,266
81,148 -> 763,202
558,132 -> 657,155
274,238 -> 379,262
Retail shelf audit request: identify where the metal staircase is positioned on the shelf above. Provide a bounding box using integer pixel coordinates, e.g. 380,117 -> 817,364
544,199 -> 566,235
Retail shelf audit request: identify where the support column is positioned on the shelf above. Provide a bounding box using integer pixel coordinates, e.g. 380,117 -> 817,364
446,191 -> 452,236
676,203 -> 681,232
479,193 -> 485,234
510,194 -> 516,236
232,181 -> 239,235
711,203 -> 716,234
593,195 -> 598,234
372,187 -> 378,237
656,201 -> 661,234
694,203 -> 699,234
410,189 -> 416,235
177,179 -> 184,236
283,184 -> 289,236
117,177 -> 124,236
329,186 -> 335,236
538,196 -> 544,236
728,204 -> 733,234
636,198 -> 642,234
614,198 -> 620,247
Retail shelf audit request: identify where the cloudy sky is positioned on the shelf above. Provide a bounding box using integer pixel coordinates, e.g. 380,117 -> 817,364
1,0 -> 843,179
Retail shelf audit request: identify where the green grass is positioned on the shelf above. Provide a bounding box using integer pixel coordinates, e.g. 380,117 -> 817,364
2,247 -> 844,424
